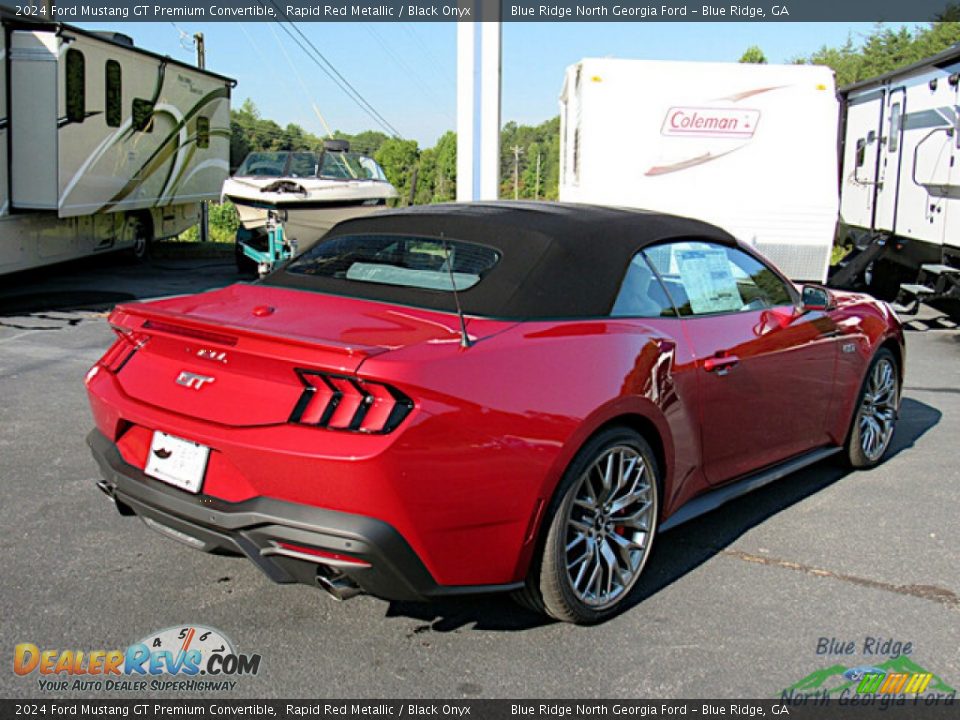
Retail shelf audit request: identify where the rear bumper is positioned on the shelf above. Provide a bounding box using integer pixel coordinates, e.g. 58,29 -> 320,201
87,429 -> 521,602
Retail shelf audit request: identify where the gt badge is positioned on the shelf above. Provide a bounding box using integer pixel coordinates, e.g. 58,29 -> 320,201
176,371 -> 216,390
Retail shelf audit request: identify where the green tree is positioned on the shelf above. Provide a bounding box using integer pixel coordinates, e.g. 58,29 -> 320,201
739,46 -> 768,64
432,131 -> 457,202
375,138 -> 420,205
796,21 -> 960,86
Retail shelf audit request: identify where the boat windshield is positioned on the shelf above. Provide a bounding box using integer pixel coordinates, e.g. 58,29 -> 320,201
235,151 -> 388,181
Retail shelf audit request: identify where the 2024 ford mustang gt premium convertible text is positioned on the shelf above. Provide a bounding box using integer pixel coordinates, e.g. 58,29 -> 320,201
85,202 -> 904,623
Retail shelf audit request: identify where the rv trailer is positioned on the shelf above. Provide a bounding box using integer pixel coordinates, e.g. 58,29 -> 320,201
834,46 -> 960,307
558,58 -> 840,283
0,16 -> 234,276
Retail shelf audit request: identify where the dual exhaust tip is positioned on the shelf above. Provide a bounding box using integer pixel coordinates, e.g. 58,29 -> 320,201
316,569 -> 363,601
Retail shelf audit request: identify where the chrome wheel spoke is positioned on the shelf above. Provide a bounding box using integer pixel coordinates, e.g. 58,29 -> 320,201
609,483 -> 650,515
617,500 -> 653,528
566,532 -> 588,553
568,517 -> 593,534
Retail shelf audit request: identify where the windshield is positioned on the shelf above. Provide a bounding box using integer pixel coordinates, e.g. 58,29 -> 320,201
235,151 -> 388,181
283,234 -> 500,292
235,152 -> 289,177
320,153 -> 387,181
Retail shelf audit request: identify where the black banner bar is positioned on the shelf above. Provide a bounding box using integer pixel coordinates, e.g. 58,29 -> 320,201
2,0 -> 957,23
2,699 -> 959,719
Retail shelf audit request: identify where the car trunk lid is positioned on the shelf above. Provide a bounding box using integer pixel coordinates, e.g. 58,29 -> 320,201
106,283 -> 481,427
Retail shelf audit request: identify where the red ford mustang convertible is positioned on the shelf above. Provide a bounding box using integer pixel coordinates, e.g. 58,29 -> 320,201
86,203 -> 903,623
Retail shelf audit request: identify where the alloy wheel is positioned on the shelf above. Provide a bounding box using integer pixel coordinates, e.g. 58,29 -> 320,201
563,446 -> 657,609
858,357 -> 898,462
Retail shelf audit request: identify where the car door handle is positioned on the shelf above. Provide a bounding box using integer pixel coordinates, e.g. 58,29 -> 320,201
704,354 -> 740,375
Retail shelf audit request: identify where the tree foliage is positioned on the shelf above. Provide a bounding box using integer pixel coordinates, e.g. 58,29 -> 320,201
499,116 -> 561,201
793,21 -> 960,86
739,46 -> 768,64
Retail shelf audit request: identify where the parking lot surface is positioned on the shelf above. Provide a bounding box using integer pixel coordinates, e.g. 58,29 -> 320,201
1,257 -> 958,699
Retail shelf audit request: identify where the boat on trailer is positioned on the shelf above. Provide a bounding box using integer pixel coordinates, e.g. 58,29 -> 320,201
221,140 -> 398,254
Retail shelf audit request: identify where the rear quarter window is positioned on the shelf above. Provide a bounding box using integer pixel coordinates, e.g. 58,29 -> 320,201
284,234 -> 500,293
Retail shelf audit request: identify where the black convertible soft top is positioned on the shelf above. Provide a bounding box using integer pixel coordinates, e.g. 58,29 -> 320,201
266,201 -> 740,319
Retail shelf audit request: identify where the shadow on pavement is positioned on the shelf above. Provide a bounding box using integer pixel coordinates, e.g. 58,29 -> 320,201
384,396 -> 941,632
0,254 -> 239,315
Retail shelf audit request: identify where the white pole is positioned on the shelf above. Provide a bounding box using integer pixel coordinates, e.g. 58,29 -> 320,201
455,22 -> 475,202
478,22 -> 501,201
456,21 -> 501,201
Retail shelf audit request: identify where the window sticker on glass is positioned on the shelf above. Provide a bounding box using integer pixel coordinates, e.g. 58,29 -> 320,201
674,248 -> 743,314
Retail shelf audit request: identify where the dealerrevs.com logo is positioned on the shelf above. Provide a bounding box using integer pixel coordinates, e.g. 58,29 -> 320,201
14,625 -> 262,693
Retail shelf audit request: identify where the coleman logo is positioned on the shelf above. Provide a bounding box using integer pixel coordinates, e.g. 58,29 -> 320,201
176,371 -> 215,390
661,107 -> 760,138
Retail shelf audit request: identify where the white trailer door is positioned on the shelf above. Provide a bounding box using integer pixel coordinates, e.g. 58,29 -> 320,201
874,87 -> 907,233
839,90 -> 885,231
10,31 -> 58,210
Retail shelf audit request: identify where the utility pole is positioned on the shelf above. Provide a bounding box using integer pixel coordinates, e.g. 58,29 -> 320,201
512,145 -> 523,200
195,32 -> 209,244
535,151 -> 542,200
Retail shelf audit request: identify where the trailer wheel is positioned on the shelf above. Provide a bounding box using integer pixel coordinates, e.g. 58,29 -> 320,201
123,213 -> 153,262
865,260 -> 906,302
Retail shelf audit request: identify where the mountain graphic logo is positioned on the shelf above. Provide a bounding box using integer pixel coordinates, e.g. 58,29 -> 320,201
782,656 -> 956,698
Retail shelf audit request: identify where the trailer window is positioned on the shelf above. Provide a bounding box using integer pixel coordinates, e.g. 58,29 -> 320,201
132,98 -> 154,133
888,103 -> 901,152
105,60 -> 122,128
65,49 -> 85,124
196,117 -> 210,149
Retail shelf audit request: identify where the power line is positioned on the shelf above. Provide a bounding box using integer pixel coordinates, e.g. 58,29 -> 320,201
264,0 -> 403,138
365,26 -> 455,127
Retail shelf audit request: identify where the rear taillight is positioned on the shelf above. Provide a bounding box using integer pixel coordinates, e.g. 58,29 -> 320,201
99,325 -> 150,373
289,370 -> 413,434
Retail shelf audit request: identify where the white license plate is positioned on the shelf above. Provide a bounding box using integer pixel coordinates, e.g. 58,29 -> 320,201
144,431 -> 210,494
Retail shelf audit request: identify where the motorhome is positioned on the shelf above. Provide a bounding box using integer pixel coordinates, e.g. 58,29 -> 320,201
835,46 -> 960,305
558,58 -> 839,283
0,16 -> 233,275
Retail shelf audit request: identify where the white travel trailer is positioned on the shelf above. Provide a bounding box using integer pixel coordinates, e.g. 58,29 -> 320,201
0,17 -> 233,275
558,58 -> 839,283
835,46 -> 960,304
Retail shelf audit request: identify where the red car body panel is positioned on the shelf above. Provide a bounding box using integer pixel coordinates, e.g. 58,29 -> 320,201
86,275 -> 903,592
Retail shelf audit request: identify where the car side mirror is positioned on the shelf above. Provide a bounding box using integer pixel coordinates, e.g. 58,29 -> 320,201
800,284 -> 834,312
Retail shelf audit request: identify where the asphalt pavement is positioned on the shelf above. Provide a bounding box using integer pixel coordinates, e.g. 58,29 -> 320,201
1,255 -> 957,699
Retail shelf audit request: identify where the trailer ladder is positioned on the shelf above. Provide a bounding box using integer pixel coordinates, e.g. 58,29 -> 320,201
827,233 -> 889,290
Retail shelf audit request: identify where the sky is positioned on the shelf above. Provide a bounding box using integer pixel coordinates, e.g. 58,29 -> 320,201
75,21 -> 911,147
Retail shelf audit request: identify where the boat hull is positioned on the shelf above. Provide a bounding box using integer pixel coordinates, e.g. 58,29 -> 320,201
223,175 -> 398,253
230,200 -> 389,251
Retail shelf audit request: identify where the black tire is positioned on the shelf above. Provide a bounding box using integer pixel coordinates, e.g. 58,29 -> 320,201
844,348 -> 900,469
516,426 -> 660,624
124,213 -> 153,262
866,260 -> 906,302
